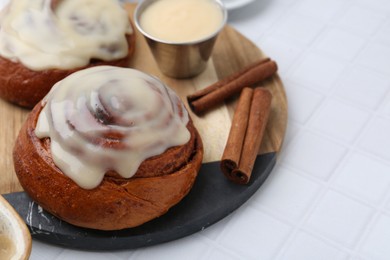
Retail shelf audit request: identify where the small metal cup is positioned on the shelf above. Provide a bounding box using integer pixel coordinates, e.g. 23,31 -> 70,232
134,0 -> 227,78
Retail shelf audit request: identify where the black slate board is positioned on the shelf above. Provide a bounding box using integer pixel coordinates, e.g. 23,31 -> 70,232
4,153 -> 276,251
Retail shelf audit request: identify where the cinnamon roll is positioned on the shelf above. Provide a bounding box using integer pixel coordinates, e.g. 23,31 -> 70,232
0,0 -> 135,108
13,66 -> 203,230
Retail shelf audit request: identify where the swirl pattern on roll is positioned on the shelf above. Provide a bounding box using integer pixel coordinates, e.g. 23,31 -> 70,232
35,66 -> 190,189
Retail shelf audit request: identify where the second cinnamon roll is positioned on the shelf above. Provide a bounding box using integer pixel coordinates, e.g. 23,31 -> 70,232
0,0 -> 136,108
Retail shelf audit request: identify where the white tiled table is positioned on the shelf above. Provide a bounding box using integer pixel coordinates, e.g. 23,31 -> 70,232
13,0 -> 390,259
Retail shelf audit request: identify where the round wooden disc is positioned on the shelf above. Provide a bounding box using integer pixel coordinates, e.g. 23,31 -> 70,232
1,3 -> 288,251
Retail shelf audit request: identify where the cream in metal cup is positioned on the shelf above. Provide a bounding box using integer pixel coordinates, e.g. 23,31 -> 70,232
134,0 -> 227,78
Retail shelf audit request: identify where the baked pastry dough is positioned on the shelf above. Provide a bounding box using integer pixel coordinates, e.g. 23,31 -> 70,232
0,0 -> 135,108
13,66 -> 203,230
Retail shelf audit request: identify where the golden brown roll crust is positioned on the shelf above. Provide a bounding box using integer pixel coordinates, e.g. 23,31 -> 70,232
0,29 -> 136,109
13,102 -> 203,230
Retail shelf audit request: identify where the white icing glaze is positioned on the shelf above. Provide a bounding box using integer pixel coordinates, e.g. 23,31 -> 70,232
35,66 -> 190,189
0,0 -> 132,70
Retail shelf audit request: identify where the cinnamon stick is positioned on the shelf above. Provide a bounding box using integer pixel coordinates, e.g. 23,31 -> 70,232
221,87 -> 272,184
220,88 -> 253,176
187,59 -> 277,115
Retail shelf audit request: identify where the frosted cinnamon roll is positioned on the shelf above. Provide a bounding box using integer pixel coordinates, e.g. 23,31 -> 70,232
0,0 -> 135,108
13,66 -> 203,230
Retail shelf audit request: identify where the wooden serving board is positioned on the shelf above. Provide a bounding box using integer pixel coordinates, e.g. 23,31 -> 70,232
0,4 -> 287,195
1,4 -> 287,250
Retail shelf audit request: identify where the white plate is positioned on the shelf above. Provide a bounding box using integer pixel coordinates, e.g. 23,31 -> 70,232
222,0 -> 256,10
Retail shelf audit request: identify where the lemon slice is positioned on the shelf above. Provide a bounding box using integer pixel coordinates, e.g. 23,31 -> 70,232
0,195 -> 31,260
